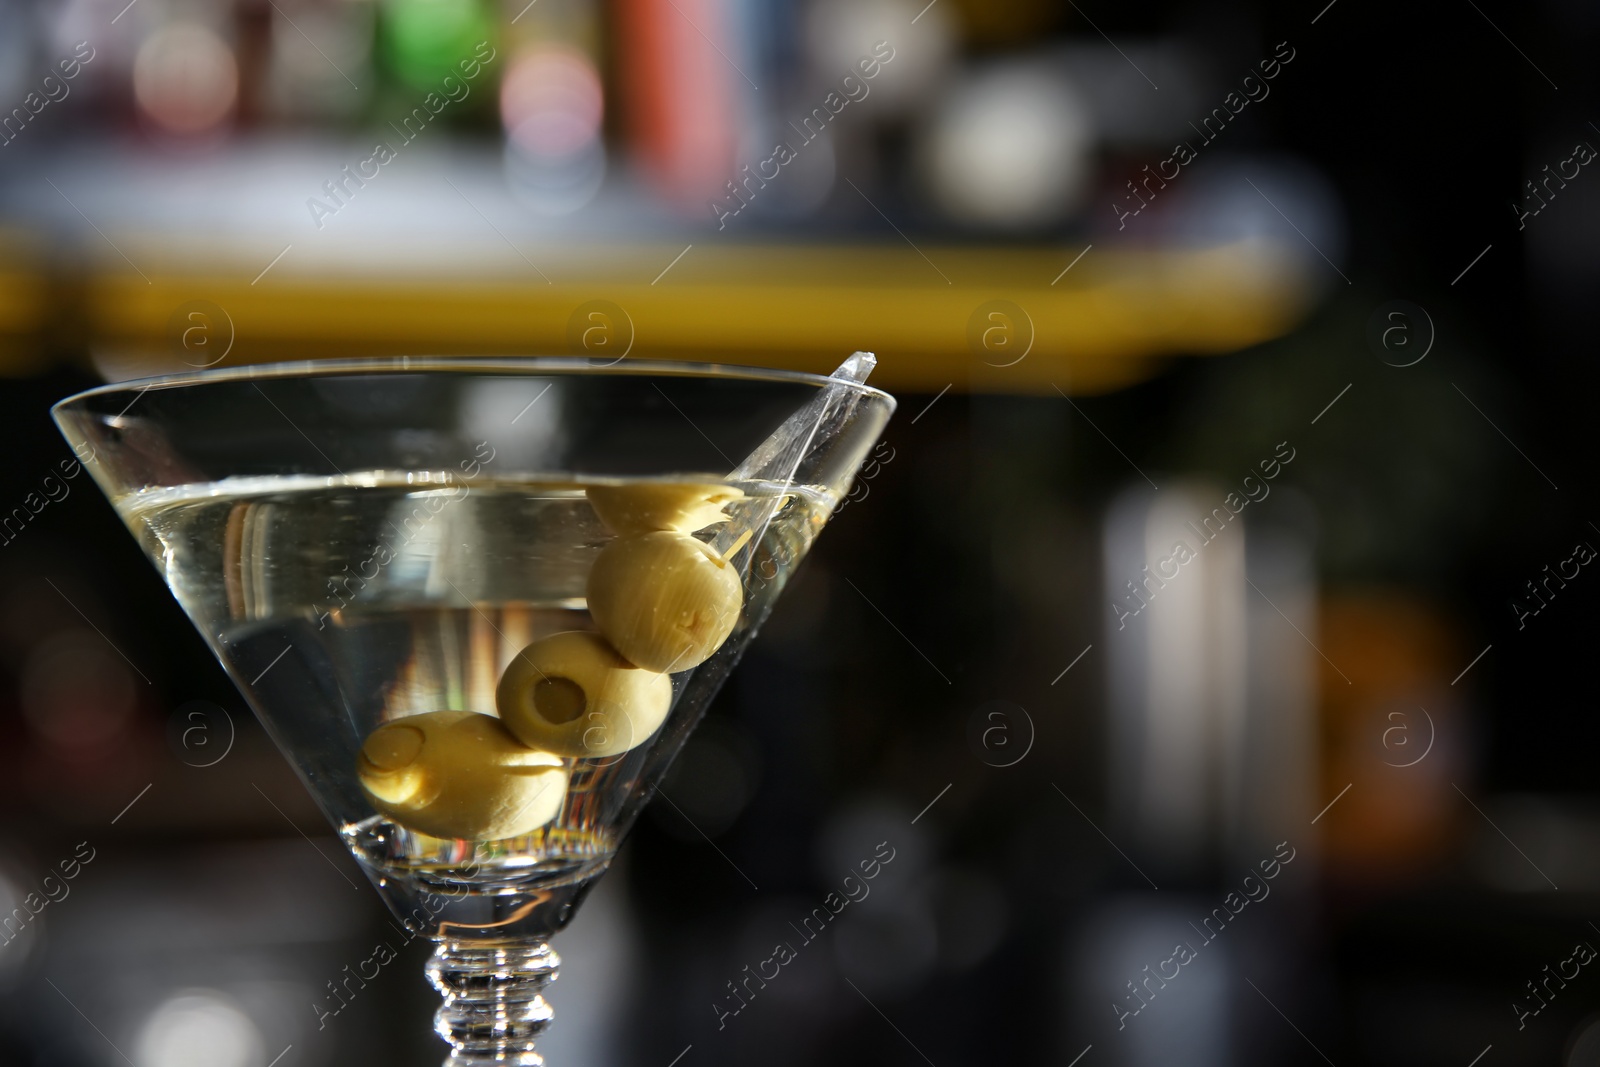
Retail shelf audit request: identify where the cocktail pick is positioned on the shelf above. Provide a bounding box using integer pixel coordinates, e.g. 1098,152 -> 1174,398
711,352 -> 882,572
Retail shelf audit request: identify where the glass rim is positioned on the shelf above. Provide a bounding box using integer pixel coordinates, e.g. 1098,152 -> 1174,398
51,355 -> 898,418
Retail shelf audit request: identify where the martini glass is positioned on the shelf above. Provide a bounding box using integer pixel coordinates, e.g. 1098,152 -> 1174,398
51,355 -> 894,1066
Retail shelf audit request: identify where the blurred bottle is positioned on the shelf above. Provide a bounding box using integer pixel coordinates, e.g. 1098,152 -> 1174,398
1316,593 -> 1468,884
725,0 -> 843,222
262,0 -> 375,122
1103,484 -> 1318,879
613,0 -> 743,214
797,0 -> 955,218
379,0 -> 493,93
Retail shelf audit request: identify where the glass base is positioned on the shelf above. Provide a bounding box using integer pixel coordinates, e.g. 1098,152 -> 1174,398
426,940 -> 560,1066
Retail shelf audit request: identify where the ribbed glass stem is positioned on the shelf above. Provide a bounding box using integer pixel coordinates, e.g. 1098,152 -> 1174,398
425,940 -> 560,1067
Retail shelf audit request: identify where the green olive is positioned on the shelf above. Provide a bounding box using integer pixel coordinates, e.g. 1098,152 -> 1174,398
587,531 -> 743,673
497,631 -> 673,758
357,710 -> 568,841
586,482 -> 744,536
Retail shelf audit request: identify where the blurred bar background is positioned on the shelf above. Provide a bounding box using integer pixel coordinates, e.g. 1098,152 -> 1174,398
1,0 -> 1598,1063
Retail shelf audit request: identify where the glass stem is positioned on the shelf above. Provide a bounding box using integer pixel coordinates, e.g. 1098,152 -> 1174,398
426,939 -> 559,1067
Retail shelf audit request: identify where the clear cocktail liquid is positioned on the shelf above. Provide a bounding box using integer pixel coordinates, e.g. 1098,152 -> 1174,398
118,472 -> 829,897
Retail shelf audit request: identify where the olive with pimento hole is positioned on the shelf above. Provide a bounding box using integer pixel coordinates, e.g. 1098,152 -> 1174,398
497,630 -> 672,758
357,710 -> 567,841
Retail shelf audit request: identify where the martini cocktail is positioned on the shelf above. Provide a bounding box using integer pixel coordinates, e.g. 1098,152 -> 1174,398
52,356 -> 895,1065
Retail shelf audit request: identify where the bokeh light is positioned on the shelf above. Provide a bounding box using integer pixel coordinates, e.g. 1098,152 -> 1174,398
133,990 -> 265,1067
380,0 -> 491,92
132,23 -> 239,136
920,65 -> 1094,228
500,48 -> 606,214
500,49 -> 602,159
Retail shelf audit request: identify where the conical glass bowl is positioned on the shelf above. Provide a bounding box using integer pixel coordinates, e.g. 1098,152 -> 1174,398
52,356 -> 895,1066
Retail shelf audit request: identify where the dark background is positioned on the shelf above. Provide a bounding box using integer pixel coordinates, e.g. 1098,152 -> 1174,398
0,0 -> 1597,1065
